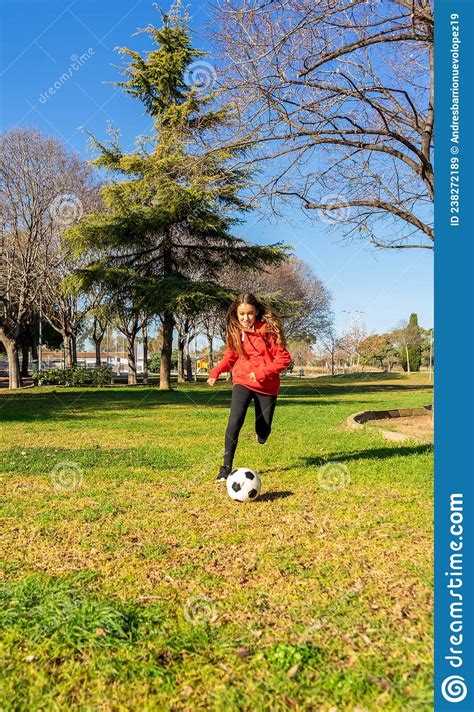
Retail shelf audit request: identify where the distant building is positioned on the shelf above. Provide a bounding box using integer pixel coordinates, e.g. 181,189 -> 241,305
36,351 -> 145,374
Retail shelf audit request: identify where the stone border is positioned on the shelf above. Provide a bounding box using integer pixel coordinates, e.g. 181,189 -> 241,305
346,405 -> 432,442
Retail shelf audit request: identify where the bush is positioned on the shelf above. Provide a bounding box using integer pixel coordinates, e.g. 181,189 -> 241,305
32,366 -> 113,387
148,353 -> 161,373
401,344 -> 422,372
148,350 -> 178,373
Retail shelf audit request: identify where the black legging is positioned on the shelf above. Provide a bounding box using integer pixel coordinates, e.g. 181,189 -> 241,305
223,384 -> 277,468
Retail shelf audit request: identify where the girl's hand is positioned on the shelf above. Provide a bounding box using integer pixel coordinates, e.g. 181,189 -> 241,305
249,372 -> 257,383
207,377 -> 216,386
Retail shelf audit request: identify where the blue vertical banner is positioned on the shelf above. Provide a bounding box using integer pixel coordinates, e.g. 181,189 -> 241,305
435,0 -> 474,709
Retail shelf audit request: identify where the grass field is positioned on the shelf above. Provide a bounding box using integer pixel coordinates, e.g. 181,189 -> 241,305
0,373 -> 434,711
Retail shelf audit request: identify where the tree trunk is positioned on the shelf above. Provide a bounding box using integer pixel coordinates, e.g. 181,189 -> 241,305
127,336 -> 137,385
1,333 -> 23,389
94,337 -> 102,367
72,334 -> 77,366
93,317 -> 103,366
21,344 -> 29,376
159,310 -> 174,390
63,334 -> 74,368
185,346 -> 193,382
142,323 -> 149,386
177,334 -> 185,384
183,333 -> 193,382
207,334 -> 214,369
405,343 -> 411,373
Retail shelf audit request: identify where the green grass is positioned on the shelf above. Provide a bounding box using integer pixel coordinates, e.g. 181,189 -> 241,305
0,372 -> 433,711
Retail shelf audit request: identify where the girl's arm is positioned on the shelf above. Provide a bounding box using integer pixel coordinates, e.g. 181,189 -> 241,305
253,337 -> 292,381
208,345 -> 239,381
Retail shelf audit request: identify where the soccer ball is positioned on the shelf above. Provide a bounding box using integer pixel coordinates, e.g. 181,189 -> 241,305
226,468 -> 261,502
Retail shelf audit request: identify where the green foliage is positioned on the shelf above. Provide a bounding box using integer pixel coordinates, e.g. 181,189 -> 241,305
402,344 -> 422,372
148,350 -> 178,372
148,353 -> 161,373
32,366 -> 112,387
262,642 -> 323,672
66,8 -> 287,327
0,574 -> 145,650
359,334 -> 394,368
400,314 -> 423,372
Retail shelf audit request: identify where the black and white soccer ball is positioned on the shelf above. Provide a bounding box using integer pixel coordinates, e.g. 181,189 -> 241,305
226,468 -> 261,502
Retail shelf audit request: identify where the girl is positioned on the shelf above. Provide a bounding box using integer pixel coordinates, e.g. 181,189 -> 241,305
207,293 -> 292,483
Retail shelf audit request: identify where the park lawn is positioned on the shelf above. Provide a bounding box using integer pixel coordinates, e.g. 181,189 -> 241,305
0,373 -> 433,711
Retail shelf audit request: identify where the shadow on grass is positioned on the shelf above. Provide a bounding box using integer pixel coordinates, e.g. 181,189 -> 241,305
258,443 -> 433,475
257,490 -> 294,502
301,443 -> 433,467
0,376 -> 433,423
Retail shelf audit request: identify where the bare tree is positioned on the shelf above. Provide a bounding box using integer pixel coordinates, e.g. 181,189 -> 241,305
340,318 -> 368,370
0,128 -> 93,387
41,197 -> 102,368
213,0 -> 433,250
113,299 -> 148,386
175,314 -> 195,383
317,325 -> 345,376
245,256 -> 333,341
42,268 -> 84,368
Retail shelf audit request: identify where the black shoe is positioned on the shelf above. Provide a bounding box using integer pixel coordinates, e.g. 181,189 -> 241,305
216,465 -> 231,483
256,433 -> 268,445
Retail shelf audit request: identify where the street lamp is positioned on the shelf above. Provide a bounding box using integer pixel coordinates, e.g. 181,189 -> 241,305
342,310 -> 365,371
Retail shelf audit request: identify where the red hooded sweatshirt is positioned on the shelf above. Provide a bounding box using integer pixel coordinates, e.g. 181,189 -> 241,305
208,319 -> 292,396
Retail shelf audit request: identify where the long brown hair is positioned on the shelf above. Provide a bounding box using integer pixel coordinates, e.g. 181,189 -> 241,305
226,293 -> 287,357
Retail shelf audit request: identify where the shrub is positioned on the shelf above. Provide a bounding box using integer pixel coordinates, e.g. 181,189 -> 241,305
148,353 -> 161,373
32,366 -> 113,387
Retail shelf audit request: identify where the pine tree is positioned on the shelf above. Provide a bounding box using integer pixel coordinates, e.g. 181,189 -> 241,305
67,7 -> 287,389
400,313 -> 422,372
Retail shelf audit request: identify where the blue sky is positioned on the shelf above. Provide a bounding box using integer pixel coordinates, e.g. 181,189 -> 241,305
0,0 -> 433,335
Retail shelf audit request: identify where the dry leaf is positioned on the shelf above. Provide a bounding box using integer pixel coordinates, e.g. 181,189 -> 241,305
235,647 -> 252,658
